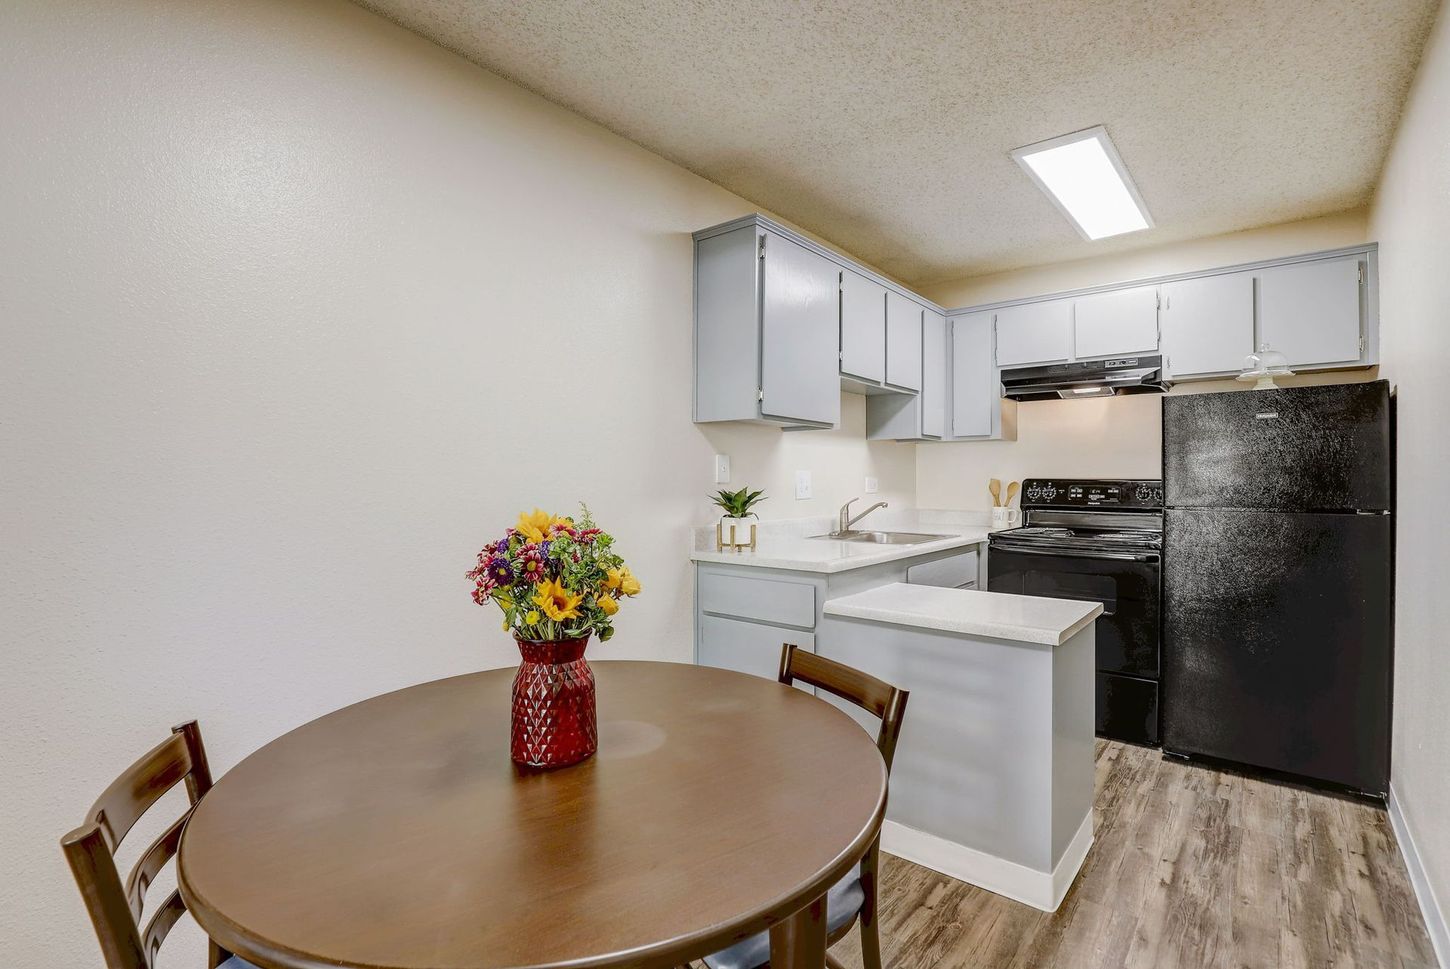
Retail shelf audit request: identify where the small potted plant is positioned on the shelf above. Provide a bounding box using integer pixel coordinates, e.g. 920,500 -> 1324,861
710,486 -> 766,550
466,504 -> 640,769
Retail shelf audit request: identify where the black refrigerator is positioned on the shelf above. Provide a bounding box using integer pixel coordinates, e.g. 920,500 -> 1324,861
1162,381 -> 1393,795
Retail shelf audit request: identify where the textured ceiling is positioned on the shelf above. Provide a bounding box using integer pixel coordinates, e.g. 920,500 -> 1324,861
353,0 -> 1439,285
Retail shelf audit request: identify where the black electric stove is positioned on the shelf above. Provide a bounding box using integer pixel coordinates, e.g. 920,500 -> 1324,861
989,479 -> 1164,746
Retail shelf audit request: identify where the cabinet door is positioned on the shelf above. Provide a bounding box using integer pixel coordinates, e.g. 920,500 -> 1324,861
885,291 -> 923,390
839,269 -> 886,382
1258,257 -> 1363,367
994,299 -> 1072,366
905,549 -> 979,588
921,310 -> 946,438
1073,285 -> 1159,360
1161,272 -> 1254,378
760,231 -> 840,426
698,614 -> 814,691
951,312 -> 995,438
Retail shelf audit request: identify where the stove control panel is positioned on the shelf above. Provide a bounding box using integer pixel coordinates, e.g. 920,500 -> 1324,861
1020,479 -> 1163,509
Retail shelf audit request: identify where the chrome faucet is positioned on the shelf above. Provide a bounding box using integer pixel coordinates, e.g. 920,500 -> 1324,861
838,497 -> 888,535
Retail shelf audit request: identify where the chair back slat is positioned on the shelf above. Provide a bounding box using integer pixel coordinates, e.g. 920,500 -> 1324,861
61,720 -> 225,969
778,644 -> 910,770
124,815 -> 186,921
141,890 -> 186,965
85,732 -> 193,853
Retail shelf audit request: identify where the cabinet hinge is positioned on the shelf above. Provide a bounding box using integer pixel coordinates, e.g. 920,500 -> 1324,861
1358,262 -> 1364,283
757,389 -> 765,401
839,271 -> 844,292
1360,335 -> 1365,353
758,235 -> 767,258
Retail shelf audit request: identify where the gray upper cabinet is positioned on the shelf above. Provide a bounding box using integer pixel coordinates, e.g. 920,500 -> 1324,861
760,231 -> 840,426
700,220 -> 1378,438
1257,256 -> 1364,368
1161,272 -> 1255,378
839,269 -> 886,383
693,221 -> 839,427
949,311 -> 1018,440
885,292 -> 923,390
994,299 -> 1073,367
921,310 -> 946,438
866,307 -> 944,440
1073,285 -> 1159,360
970,245 -> 1376,385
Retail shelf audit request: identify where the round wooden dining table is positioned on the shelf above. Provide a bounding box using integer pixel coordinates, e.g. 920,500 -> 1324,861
178,660 -> 888,969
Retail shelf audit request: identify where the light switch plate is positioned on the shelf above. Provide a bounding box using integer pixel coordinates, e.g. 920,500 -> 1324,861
713,454 -> 731,484
864,477 -> 879,494
795,470 -> 812,500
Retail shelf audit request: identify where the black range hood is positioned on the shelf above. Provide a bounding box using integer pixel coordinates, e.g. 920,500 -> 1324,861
1000,354 -> 1171,401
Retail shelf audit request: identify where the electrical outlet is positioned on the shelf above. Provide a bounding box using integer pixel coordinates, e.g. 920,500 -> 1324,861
864,477 -> 879,494
795,470 -> 812,500
713,454 -> 731,484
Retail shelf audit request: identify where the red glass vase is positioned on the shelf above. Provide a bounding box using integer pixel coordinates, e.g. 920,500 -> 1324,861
510,634 -> 597,769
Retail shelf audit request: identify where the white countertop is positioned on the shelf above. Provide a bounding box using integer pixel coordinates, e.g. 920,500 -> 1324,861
689,510 -> 990,574
822,582 -> 1103,646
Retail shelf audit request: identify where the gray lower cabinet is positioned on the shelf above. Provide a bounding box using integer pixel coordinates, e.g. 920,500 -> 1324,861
698,615 -> 815,690
694,223 -> 840,428
905,549 -> 979,588
698,568 -> 816,627
695,547 -> 988,683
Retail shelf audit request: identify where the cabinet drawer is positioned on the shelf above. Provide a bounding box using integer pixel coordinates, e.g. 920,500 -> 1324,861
698,571 -> 816,627
905,550 -> 979,589
698,615 -> 814,690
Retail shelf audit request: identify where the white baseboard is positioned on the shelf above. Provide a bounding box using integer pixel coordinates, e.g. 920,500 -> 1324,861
881,812 -> 1093,913
1388,785 -> 1449,968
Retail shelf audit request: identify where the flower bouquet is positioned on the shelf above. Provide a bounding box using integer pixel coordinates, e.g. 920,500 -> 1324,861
468,505 -> 640,768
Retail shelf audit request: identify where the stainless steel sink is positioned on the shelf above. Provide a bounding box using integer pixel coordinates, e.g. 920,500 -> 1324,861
807,530 -> 954,545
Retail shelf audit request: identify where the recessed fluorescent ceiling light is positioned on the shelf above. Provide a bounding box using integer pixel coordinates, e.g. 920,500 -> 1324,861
1011,126 -> 1152,241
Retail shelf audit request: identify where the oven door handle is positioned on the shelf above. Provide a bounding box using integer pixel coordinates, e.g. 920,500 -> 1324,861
989,544 -> 1160,563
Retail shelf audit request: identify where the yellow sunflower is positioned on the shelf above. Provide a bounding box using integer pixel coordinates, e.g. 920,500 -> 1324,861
532,577 -> 583,622
515,508 -> 553,544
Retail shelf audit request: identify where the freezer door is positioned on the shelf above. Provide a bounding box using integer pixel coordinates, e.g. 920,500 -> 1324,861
1162,509 -> 1391,792
1163,381 -> 1390,511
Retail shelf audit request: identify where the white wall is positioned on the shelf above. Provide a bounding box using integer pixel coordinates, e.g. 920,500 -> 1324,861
0,2 -> 914,965
915,211 -> 1374,508
1370,0 -> 1450,952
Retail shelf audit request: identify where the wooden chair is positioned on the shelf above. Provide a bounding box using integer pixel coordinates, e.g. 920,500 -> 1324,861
60,720 -> 257,969
697,644 -> 909,969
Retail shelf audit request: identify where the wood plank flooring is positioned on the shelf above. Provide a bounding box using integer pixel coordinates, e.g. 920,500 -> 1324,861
690,740 -> 1437,969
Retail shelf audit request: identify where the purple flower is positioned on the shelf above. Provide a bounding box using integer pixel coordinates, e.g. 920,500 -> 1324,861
540,540 -> 552,556
486,557 -> 514,585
